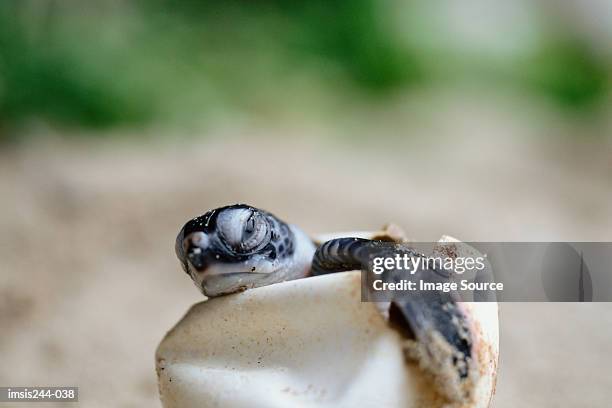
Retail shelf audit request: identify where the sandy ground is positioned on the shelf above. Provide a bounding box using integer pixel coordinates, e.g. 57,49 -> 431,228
1,109 -> 611,407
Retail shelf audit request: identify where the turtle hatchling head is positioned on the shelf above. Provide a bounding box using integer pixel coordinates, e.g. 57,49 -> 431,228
176,204 -> 315,297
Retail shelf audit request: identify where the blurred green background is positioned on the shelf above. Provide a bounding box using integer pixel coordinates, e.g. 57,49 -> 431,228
1,0 -> 610,139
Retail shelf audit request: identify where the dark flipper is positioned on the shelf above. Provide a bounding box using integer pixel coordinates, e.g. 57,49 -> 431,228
312,238 -> 474,401
312,237 -> 372,275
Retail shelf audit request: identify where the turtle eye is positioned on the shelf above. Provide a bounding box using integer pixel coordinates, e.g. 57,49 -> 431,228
245,216 -> 255,235
239,212 -> 269,253
217,208 -> 270,254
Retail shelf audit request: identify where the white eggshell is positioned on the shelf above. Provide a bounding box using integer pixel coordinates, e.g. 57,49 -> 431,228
156,232 -> 498,407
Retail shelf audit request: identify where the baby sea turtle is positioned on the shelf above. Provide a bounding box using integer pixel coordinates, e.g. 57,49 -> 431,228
175,204 -> 316,297
175,204 -> 482,403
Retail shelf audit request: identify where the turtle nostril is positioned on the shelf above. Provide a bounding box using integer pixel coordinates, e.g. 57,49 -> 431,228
187,249 -> 207,271
184,232 -> 210,271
